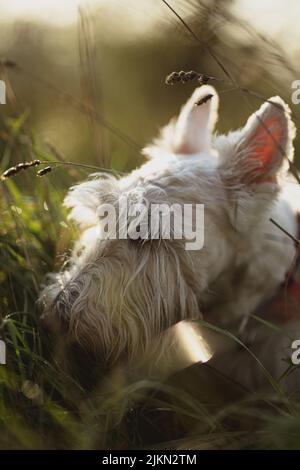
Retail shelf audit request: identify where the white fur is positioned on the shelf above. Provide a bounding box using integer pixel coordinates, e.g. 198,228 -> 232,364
39,86 -> 300,393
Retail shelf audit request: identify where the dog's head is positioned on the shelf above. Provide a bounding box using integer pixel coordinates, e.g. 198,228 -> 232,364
39,86 -> 296,364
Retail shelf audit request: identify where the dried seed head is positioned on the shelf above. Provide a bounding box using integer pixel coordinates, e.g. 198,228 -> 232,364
198,74 -> 210,85
1,167 -> 19,180
37,166 -> 52,177
165,70 -> 210,86
16,162 -> 32,170
186,70 -> 198,80
195,93 -> 213,106
1,159 -> 42,180
165,71 -> 180,85
179,71 -> 187,83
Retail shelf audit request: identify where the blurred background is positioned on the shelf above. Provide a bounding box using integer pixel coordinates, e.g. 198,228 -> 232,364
1,0 -> 300,450
1,0 -> 300,173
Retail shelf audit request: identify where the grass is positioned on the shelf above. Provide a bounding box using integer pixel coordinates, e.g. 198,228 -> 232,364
1,0 -> 300,448
1,109 -> 300,450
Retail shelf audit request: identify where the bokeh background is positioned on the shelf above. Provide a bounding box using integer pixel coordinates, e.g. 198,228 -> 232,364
1,0 -> 300,172
1,0 -> 300,450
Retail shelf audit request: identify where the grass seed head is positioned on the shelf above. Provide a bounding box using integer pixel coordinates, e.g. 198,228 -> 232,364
37,166 -> 52,177
165,70 -> 210,86
1,167 -> 19,179
1,160 -> 41,180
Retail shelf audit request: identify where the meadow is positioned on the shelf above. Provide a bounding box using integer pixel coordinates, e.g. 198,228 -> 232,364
1,0 -> 300,449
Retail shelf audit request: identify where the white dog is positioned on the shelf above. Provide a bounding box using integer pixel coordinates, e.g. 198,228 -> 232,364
39,85 -> 300,392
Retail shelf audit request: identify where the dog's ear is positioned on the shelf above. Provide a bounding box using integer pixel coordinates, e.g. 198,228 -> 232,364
220,97 -> 296,185
172,85 -> 219,154
143,85 -> 219,158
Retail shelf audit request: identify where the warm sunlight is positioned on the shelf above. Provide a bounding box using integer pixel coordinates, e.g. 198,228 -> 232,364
1,0 -> 300,455
1,0 -> 300,50
0,0 -> 81,25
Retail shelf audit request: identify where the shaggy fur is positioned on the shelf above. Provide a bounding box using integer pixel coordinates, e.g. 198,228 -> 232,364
39,85 -> 300,391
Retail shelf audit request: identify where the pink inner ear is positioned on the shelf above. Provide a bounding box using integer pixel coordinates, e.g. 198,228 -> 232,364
253,118 -> 283,167
249,116 -> 285,183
